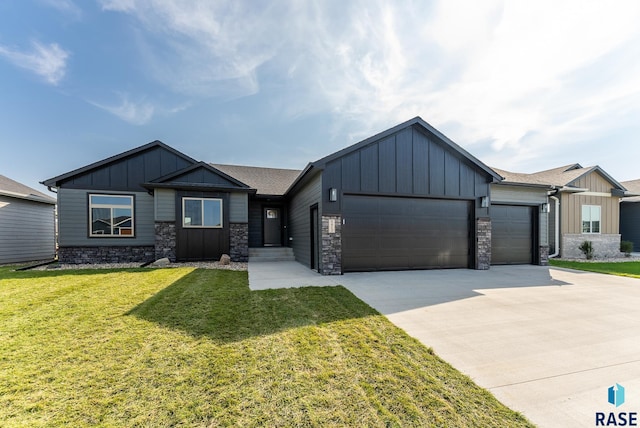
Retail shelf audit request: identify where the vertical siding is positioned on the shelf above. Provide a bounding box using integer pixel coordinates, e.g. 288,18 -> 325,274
288,172 -> 322,268
561,193 -> 620,234
248,200 -> 263,247
58,188 -> 155,246
229,192 -> 248,223
322,125 -> 492,217
0,196 -> 55,263
154,188 -> 176,221
621,202 -> 640,251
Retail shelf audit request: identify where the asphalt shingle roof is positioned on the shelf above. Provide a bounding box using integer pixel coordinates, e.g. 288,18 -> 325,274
0,174 -> 56,204
211,164 -> 302,196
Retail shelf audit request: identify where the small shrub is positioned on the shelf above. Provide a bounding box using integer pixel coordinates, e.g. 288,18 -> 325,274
579,241 -> 594,260
621,240 -> 634,257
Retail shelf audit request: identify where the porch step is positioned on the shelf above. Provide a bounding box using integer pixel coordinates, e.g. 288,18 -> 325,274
249,247 -> 295,262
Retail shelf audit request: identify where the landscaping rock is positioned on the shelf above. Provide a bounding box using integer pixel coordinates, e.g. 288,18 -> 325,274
152,257 -> 171,267
219,254 -> 231,265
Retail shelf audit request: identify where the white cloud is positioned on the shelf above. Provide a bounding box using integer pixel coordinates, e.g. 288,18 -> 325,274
90,93 -> 155,125
41,0 -> 82,19
0,41 -> 70,85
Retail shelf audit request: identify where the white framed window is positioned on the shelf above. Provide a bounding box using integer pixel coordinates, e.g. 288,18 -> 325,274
182,197 -> 223,228
582,205 -> 601,234
89,194 -> 134,237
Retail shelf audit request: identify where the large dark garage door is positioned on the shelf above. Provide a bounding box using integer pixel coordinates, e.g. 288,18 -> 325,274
491,205 -> 534,265
342,195 -> 471,272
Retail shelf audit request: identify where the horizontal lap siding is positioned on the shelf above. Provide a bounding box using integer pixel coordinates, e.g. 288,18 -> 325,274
154,189 -> 175,221
229,193 -> 248,223
288,172 -> 322,267
0,196 -> 55,263
58,188 -> 154,246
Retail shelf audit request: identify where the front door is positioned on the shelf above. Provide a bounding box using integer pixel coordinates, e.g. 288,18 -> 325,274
264,208 -> 282,246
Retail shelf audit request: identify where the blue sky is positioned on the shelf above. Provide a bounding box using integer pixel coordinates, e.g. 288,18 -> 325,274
2,0 -> 640,194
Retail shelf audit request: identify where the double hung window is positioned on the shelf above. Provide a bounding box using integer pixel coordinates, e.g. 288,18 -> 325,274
581,205 -> 601,234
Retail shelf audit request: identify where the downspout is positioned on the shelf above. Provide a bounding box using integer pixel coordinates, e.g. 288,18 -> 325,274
549,188 -> 560,258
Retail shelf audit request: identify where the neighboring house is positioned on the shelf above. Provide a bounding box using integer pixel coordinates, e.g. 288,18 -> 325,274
620,179 -> 640,252
43,117 -> 560,273
0,174 -> 56,264
490,164 -> 626,259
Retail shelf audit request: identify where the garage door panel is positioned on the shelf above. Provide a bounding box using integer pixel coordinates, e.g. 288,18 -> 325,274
491,205 -> 533,265
343,195 -> 471,272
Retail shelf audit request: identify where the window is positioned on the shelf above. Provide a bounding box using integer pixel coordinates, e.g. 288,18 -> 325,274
182,198 -> 222,228
582,205 -> 601,234
89,194 -> 134,237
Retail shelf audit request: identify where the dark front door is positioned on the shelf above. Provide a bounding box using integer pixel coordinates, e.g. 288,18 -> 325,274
264,208 -> 282,246
491,205 -> 534,265
342,195 -> 472,272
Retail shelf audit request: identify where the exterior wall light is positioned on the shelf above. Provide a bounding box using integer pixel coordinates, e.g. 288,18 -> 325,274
480,196 -> 489,208
329,188 -> 338,202
541,203 -> 549,213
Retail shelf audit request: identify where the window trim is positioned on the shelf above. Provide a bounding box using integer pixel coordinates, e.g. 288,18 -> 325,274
182,197 -> 223,228
581,204 -> 601,234
88,193 -> 135,238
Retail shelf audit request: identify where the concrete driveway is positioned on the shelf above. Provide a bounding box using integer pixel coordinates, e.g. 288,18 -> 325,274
249,263 -> 640,427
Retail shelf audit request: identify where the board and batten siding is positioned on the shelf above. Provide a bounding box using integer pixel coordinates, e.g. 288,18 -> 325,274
288,171 -> 322,268
621,202 -> 640,252
560,172 -> 620,235
491,184 -> 549,246
58,188 -> 155,246
0,196 -> 55,263
321,126 -> 491,217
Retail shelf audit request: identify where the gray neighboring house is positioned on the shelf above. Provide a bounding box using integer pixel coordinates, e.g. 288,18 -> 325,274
44,117 -> 561,273
620,179 -> 640,252
0,174 -> 56,264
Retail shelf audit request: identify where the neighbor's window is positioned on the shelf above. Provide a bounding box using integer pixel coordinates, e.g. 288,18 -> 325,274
89,194 -> 134,237
582,205 -> 601,234
182,198 -> 222,228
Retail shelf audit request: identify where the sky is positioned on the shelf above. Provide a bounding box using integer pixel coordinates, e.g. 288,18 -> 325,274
1,0 -> 640,195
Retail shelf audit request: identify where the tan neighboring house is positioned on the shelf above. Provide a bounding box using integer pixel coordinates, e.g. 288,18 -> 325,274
492,164 -> 627,259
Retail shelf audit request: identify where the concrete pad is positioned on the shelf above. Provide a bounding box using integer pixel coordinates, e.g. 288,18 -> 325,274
247,262 -> 640,426
338,266 -> 640,428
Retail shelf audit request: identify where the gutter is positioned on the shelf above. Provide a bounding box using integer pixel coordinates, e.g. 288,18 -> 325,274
548,187 -> 560,258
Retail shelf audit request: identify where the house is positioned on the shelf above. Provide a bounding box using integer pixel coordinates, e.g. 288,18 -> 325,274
0,174 -> 56,264
490,164 -> 626,259
620,179 -> 640,252
43,117 -> 559,273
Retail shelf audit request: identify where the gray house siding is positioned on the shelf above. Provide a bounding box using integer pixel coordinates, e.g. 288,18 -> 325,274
288,172 -> 322,268
0,196 -> 55,264
154,188 -> 176,221
321,126 -> 491,217
229,192 -> 248,223
621,202 -> 640,252
58,188 -> 155,246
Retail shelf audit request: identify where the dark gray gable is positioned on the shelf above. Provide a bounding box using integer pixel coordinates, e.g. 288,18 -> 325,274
145,162 -> 254,192
42,141 -> 197,192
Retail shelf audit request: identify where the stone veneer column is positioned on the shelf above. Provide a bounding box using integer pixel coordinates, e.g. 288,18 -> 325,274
229,223 -> 249,262
154,221 -> 176,261
475,217 -> 491,270
321,215 -> 342,275
539,245 -> 549,266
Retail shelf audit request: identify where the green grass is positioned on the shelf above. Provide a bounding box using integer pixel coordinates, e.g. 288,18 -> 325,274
0,265 -> 532,427
550,259 -> 640,279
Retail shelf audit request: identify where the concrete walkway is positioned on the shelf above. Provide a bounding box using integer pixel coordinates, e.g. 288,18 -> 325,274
248,262 -> 640,427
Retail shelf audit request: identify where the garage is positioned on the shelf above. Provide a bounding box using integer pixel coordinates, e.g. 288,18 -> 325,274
491,205 -> 535,265
342,195 -> 472,272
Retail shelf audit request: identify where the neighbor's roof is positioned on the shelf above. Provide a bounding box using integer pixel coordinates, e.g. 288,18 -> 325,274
493,164 -> 625,191
621,179 -> 640,202
211,164 -> 302,196
0,174 -> 56,204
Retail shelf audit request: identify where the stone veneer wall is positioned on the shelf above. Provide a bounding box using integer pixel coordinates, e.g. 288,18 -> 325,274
154,221 -> 176,262
561,234 -> 621,259
321,215 -> 342,275
58,246 -> 155,264
539,245 -> 549,266
476,217 -> 491,270
230,223 -> 249,262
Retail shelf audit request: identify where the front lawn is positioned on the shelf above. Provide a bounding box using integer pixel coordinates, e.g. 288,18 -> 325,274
550,259 -> 640,279
0,266 -> 532,427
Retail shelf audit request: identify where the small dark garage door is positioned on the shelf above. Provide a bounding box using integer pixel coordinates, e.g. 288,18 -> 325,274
491,205 -> 534,265
342,195 -> 471,272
